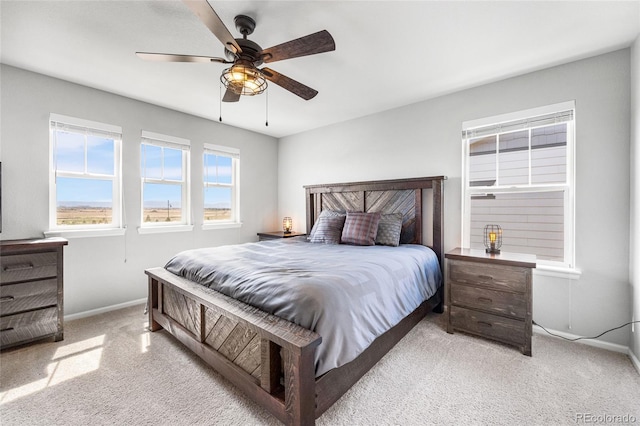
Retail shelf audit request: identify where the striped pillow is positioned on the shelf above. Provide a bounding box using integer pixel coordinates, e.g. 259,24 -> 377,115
309,214 -> 346,244
375,213 -> 403,247
341,212 -> 381,246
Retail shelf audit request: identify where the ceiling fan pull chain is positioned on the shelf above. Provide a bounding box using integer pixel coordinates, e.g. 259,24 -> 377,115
219,81 -> 223,122
265,87 -> 269,127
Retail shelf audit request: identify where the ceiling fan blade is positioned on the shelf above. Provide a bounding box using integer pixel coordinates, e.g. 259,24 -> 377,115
261,68 -> 318,100
136,52 -> 229,63
222,87 -> 241,103
261,30 -> 335,63
181,0 -> 242,55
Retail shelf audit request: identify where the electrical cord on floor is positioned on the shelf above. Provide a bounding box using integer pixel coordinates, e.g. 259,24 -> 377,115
533,320 -> 640,341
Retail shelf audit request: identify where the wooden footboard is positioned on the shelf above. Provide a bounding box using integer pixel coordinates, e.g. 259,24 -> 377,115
146,267 -> 321,425
147,267 -> 442,425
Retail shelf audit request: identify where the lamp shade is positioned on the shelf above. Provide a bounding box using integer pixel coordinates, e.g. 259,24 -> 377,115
483,224 -> 502,254
283,217 -> 292,233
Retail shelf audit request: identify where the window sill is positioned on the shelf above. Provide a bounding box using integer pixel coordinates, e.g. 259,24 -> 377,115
44,228 -> 126,239
202,222 -> 242,231
137,225 -> 194,235
533,265 -> 582,280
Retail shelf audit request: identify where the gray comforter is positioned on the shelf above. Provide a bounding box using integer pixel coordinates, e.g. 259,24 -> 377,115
165,237 -> 441,376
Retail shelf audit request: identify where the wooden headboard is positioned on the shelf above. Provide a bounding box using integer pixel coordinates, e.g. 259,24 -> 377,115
304,176 -> 446,264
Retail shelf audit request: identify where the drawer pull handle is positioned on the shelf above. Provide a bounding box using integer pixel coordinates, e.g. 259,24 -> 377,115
3,263 -> 34,272
477,297 -> 493,303
0,327 -> 14,332
478,275 -> 494,281
477,321 -> 493,328
0,296 -> 15,302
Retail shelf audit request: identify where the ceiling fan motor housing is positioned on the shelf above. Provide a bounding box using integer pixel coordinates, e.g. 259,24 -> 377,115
225,37 -> 264,66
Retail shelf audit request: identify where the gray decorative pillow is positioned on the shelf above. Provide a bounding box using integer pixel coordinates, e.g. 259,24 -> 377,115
309,214 -> 346,244
375,213 -> 403,247
308,210 -> 346,240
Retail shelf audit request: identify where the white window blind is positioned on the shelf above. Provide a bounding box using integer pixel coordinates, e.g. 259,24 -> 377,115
141,130 -> 190,152
462,110 -> 574,140
204,143 -> 240,158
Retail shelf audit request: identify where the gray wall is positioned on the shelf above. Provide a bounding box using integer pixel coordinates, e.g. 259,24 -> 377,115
631,35 -> 640,360
279,49 -> 632,346
0,65 -> 279,315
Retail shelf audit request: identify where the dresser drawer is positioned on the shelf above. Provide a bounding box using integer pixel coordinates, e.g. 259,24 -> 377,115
450,283 -> 526,319
1,252 -> 58,284
0,307 -> 58,347
449,260 -> 527,293
0,279 -> 58,315
450,306 -> 524,346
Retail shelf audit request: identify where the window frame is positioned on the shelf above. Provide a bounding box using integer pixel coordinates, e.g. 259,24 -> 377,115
139,131 -> 192,232
202,143 -> 241,229
46,113 -> 124,237
461,101 -> 576,269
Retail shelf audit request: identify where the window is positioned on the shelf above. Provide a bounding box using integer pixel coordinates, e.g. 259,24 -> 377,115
49,114 -> 122,232
140,131 -> 191,229
203,144 -> 240,226
462,101 -> 575,268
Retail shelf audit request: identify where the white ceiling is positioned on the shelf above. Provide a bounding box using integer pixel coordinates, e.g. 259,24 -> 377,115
1,1 -> 639,138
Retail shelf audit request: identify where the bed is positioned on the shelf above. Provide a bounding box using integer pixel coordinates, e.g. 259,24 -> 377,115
145,176 -> 446,425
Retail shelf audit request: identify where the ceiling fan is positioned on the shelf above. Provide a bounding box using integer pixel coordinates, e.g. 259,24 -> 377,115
136,0 -> 336,103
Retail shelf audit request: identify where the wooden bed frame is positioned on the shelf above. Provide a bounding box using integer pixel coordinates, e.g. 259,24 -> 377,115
145,176 -> 446,425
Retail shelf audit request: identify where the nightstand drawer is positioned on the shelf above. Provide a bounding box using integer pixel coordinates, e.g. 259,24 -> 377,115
0,279 -> 58,315
450,284 -> 526,319
449,260 -> 527,293
450,306 -> 524,346
0,307 -> 58,346
1,252 -> 58,284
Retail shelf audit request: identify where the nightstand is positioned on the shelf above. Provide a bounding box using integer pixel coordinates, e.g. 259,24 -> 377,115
445,248 -> 536,355
257,231 -> 306,241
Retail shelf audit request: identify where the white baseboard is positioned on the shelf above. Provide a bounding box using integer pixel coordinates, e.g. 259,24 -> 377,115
64,298 -> 147,321
629,349 -> 640,375
533,325 -> 629,354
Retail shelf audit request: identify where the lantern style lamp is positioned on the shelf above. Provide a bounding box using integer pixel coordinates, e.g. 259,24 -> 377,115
283,217 -> 292,234
220,61 -> 268,96
484,224 -> 502,254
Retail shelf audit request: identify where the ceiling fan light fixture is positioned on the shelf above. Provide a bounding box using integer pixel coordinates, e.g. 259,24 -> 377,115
220,64 -> 267,96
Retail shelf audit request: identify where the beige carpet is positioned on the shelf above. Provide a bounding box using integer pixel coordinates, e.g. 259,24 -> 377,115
1,304 -> 639,425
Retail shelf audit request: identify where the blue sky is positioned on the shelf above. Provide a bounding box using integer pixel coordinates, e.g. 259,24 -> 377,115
56,131 -> 114,205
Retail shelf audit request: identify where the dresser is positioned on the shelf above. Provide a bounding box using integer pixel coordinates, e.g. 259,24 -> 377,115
445,248 -> 536,355
1,238 -> 68,349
